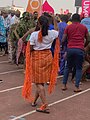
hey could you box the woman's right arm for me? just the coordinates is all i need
[53,16,58,31]
[21,27,36,41]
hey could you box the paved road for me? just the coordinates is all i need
[0,56,90,120]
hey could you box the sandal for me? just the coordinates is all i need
[31,102,37,107]
[36,104,50,114]
[0,80,3,83]
[74,87,82,92]
[62,85,67,91]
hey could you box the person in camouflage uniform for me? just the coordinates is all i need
[8,12,36,63]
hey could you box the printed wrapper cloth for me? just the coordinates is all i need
[22,36,60,102]
[48,38,60,94]
[22,41,33,102]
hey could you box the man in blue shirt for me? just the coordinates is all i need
[81,16,90,32]
[58,15,68,75]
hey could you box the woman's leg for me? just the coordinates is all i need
[36,83,49,113]
[33,84,39,104]
[36,83,47,104]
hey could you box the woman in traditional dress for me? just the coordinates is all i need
[22,15,60,113]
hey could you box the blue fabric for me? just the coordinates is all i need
[58,22,68,75]
[81,18,90,32]
[58,22,67,42]
[0,16,6,43]
[63,48,84,87]
[49,24,54,30]
[58,22,68,51]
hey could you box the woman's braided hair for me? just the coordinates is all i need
[38,15,49,36]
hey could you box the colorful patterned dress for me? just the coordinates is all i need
[0,16,6,43]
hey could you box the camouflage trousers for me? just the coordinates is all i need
[8,38,17,63]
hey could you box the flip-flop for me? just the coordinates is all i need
[74,88,82,92]
[36,108,50,114]
[36,104,50,114]
[31,103,37,107]
[62,86,67,91]
[0,80,3,83]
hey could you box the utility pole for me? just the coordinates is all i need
[76,6,80,13]
[12,0,14,6]
[75,0,82,14]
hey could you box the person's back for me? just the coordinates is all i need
[58,15,68,75]
[81,17,90,32]
[62,14,89,92]
[81,17,90,43]
[22,15,59,113]
[58,22,67,42]
[65,22,88,50]
[30,30,58,50]
[58,15,68,42]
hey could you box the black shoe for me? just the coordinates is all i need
[0,80,3,83]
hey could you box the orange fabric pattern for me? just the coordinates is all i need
[31,50,52,83]
[22,33,60,101]
[22,41,33,102]
[48,38,60,94]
